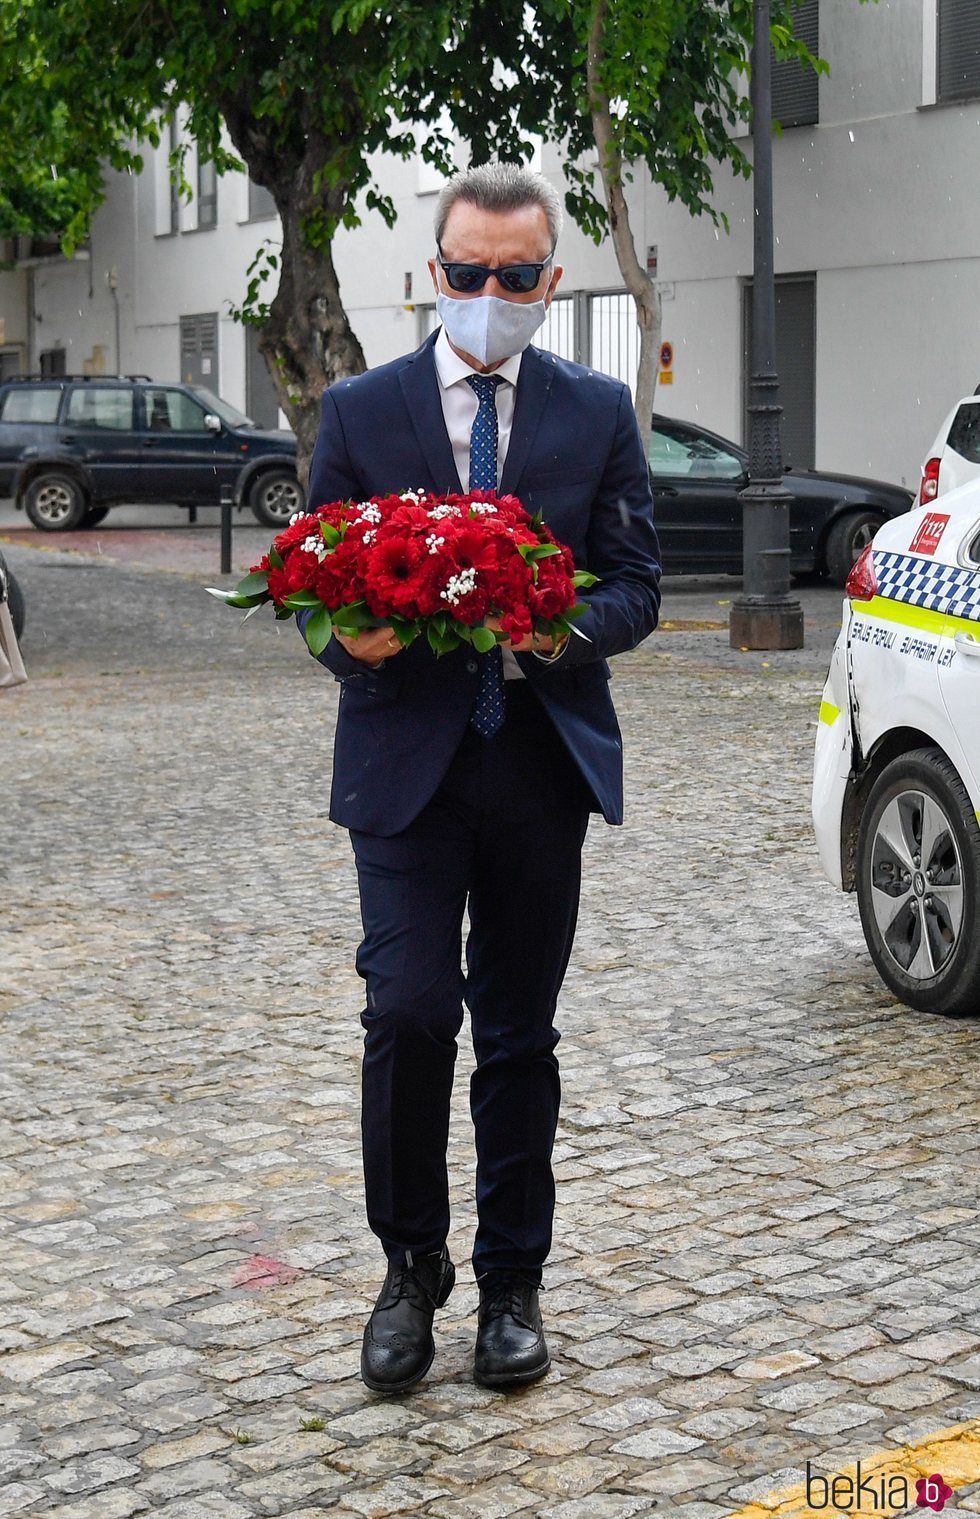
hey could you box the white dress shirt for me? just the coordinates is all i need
[432,328,526,678]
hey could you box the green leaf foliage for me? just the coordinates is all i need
[471,625,498,654]
[303,605,334,657]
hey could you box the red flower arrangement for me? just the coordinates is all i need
[208,489,596,657]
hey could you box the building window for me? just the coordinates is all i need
[198,157,217,229]
[248,180,277,221]
[938,0,980,102]
[771,0,819,129]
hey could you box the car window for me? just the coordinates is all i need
[947,402,980,465]
[0,387,62,424]
[189,387,253,428]
[66,387,133,431]
[649,425,743,480]
[143,387,210,433]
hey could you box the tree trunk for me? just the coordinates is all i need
[586,0,660,461]
[220,102,366,487]
[259,194,366,486]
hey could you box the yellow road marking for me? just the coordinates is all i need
[818,700,841,727]
[722,1418,980,1518]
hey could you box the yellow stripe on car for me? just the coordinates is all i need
[851,595,980,640]
[818,700,841,726]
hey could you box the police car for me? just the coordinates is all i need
[812,483,980,1015]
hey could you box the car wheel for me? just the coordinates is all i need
[825,510,883,586]
[82,506,110,527]
[856,747,980,1014]
[24,472,88,532]
[249,470,305,528]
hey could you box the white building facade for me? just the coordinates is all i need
[1,0,978,489]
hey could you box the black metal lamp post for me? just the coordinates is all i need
[729,0,804,651]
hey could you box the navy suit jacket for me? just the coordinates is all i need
[301,331,661,836]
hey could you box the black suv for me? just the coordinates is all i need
[0,375,303,530]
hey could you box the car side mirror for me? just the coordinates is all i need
[204,413,221,433]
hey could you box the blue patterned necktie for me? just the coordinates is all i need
[466,373,505,739]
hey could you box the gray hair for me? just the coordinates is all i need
[434,162,563,252]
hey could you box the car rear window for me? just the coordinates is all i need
[947,402,980,464]
[0,387,62,424]
[66,387,134,430]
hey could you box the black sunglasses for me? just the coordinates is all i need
[437,249,553,295]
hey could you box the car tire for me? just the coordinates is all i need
[24,471,88,532]
[249,470,305,528]
[82,506,110,527]
[856,747,980,1015]
[825,510,883,586]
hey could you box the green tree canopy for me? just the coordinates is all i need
[0,0,824,459]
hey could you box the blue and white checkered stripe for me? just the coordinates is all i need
[873,550,980,622]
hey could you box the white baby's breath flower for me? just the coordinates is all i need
[428,504,462,521]
[300,534,328,562]
[362,529,377,545]
[354,504,382,525]
[425,534,445,555]
[289,511,305,525]
[441,567,478,606]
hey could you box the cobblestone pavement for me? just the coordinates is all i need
[1,533,979,1519]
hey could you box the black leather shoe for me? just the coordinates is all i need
[360,1247,455,1393]
[473,1273,550,1388]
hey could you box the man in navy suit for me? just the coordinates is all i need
[302,163,660,1393]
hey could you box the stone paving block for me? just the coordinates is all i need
[732,1349,820,1379]
[135,1458,239,1501]
[341,1475,454,1517]
[236,1465,349,1512]
[787,1399,881,1434]
[415,1412,522,1452]
[0,1482,48,1517]
[537,1498,652,1519]
[42,1453,144,1495]
[149,1497,256,1519]
[518,1454,628,1499]
[0,1341,98,1383]
[627,1457,733,1497]
[679,1407,763,1440]
[828,1348,929,1385]
[580,1395,676,1431]
[609,1425,704,1458]
[428,1443,530,1486]
[867,1373,959,1410]
[46,1494,151,1519]
[906,1328,980,1362]
[138,1432,233,1470]
[41,1423,144,1461]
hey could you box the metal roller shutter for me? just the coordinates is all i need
[938,0,980,101]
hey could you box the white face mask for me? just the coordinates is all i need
[436,291,548,367]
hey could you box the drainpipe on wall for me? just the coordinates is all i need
[107,267,121,374]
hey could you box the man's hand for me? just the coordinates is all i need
[334,626,403,667]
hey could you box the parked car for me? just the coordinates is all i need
[649,416,914,585]
[0,548,25,639]
[918,390,980,505]
[812,483,980,1014]
[0,375,303,530]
